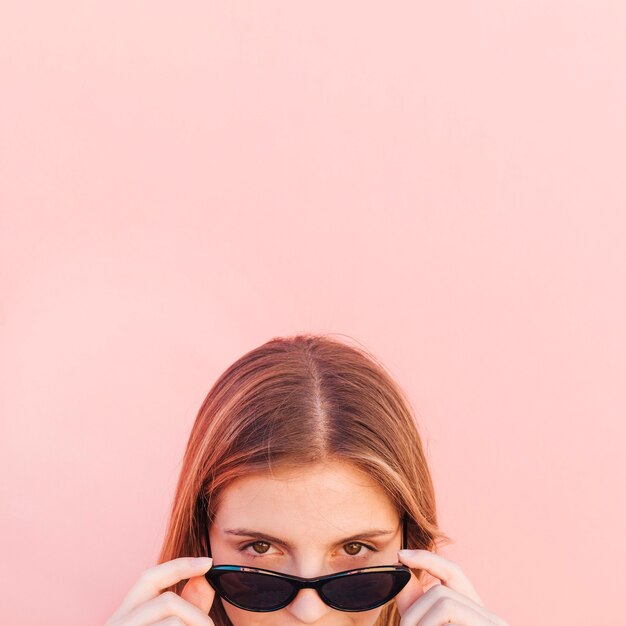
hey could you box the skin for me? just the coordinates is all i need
[207,460,404,626]
[106,460,509,626]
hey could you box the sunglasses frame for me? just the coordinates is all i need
[205,563,411,612]
[204,513,412,613]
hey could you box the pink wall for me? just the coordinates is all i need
[1,2,625,625]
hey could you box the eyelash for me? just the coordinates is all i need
[238,541,379,560]
[238,542,269,559]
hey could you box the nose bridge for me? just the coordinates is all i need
[286,581,330,622]
[287,550,331,581]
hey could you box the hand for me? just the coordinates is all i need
[105,556,216,626]
[395,549,509,626]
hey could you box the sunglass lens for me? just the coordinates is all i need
[321,571,410,611]
[215,571,295,610]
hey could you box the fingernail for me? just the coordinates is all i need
[195,557,213,565]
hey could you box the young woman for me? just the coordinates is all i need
[106,333,508,626]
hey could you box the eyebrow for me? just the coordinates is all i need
[223,528,396,550]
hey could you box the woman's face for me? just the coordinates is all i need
[208,459,403,626]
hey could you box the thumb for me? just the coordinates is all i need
[180,573,216,615]
[394,567,425,616]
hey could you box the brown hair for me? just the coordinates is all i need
[158,332,452,625]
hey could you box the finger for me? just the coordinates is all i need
[112,557,213,618]
[401,584,507,626]
[151,619,187,626]
[413,597,495,626]
[120,590,214,626]
[394,565,425,615]
[398,550,484,606]
[180,573,216,615]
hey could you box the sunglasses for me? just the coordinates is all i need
[204,514,412,613]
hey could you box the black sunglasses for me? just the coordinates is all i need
[204,513,412,613]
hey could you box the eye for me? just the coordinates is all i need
[248,541,270,554]
[239,541,278,558]
[343,541,368,556]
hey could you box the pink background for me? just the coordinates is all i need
[1,2,625,625]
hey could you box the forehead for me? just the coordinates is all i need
[212,460,398,536]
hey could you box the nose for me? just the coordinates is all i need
[285,587,331,623]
